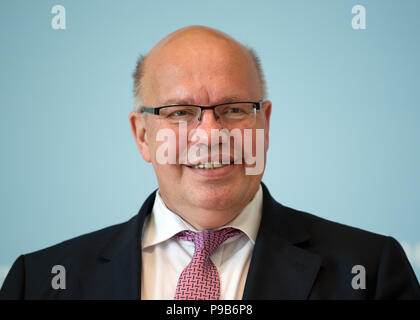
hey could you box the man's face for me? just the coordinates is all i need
[130,28,271,229]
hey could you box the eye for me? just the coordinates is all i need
[228,108,243,114]
[164,107,197,119]
[173,110,188,117]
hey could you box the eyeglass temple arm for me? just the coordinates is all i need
[140,107,160,115]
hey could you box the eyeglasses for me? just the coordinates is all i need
[139,100,263,128]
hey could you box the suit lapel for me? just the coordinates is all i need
[242,183,323,299]
[82,190,156,299]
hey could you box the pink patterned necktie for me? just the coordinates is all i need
[174,227,242,300]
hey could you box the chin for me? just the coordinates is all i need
[188,187,239,210]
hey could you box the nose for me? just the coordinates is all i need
[196,109,222,131]
[189,109,224,156]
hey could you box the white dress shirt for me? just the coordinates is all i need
[141,184,263,300]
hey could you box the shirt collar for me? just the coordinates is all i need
[142,184,263,249]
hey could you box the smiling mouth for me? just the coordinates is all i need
[186,161,234,170]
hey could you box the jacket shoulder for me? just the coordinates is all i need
[0,215,139,299]
[28,215,137,260]
[283,204,387,249]
[278,205,419,299]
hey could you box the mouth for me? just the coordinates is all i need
[187,161,233,170]
[184,161,237,178]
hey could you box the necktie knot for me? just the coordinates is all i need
[175,227,242,257]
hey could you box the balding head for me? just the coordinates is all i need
[133,25,267,111]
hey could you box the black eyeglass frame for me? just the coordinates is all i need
[139,100,264,122]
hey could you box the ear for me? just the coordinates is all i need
[129,111,152,162]
[262,100,272,151]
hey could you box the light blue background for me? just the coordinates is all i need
[1,0,419,286]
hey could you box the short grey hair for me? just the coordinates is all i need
[132,54,147,112]
[132,47,267,112]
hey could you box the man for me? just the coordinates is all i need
[1,26,419,300]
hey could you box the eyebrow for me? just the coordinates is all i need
[160,95,245,106]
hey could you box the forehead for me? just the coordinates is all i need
[144,34,260,105]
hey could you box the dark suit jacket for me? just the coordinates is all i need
[1,182,419,299]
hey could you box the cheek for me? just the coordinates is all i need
[148,125,182,163]
[242,128,265,156]
[149,126,184,180]
[254,118,269,153]
[152,161,183,189]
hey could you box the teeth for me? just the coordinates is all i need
[192,162,228,169]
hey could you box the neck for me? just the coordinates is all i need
[159,186,259,231]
